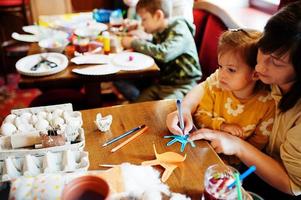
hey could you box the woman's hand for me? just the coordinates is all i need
[166,108,194,136]
[189,128,242,155]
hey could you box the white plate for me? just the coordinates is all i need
[22,25,50,35]
[70,54,111,65]
[16,53,68,76]
[111,52,155,71]
[72,64,120,75]
[11,32,39,42]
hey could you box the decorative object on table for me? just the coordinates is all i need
[111,52,155,71]
[142,144,186,182]
[94,113,113,132]
[164,134,196,152]
[72,36,90,53]
[15,52,68,77]
[62,175,110,200]
[0,103,85,159]
[102,124,145,147]
[111,126,148,153]
[0,149,89,182]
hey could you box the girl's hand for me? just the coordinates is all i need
[189,128,242,155]
[166,108,194,136]
[220,123,244,137]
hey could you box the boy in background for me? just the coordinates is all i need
[117,0,202,102]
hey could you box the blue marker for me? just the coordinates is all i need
[176,99,185,133]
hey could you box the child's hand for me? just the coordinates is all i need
[220,123,244,137]
[128,29,152,40]
[166,108,194,136]
[121,36,136,49]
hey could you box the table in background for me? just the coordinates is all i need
[81,99,224,199]
[18,43,160,107]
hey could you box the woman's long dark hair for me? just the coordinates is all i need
[258,1,301,112]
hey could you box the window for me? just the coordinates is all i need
[250,0,280,14]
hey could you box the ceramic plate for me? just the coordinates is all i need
[16,53,68,76]
[111,52,155,71]
[11,32,39,42]
[70,54,111,65]
[72,64,120,75]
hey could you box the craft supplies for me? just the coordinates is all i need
[102,124,145,147]
[95,113,113,132]
[102,31,111,54]
[141,144,186,182]
[176,99,185,132]
[164,134,196,152]
[111,126,148,152]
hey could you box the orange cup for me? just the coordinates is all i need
[61,175,109,200]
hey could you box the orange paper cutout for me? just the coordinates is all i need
[141,144,186,182]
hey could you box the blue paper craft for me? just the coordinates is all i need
[164,135,196,152]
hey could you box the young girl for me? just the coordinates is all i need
[194,30,275,151]
[166,2,301,198]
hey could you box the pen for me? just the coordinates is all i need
[176,99,185,132]
[111,126,148,153]
[102,124,145,147]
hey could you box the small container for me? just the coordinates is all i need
[102,31,110,55]
[61,175,109,200]
[73,37,90,53]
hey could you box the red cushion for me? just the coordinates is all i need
[0,0,29,6]
[198,14,227,81]
[193,9,208,48]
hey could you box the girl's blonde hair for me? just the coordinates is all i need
[218,29,262,69]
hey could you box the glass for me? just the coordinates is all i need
[110,9,123,28]
[203,164,250,200]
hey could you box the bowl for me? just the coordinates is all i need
[39,38,69,53]
[61,175,109,200]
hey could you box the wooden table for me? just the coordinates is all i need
[81,99,224,199]
[18,44,160,107]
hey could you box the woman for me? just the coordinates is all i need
[166,2,301,198]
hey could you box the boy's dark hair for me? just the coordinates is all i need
[218,29,262,70]
[258,1,301,112]
[136,0,172,18]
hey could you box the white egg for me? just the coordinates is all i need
[3,114,17,124]
[36,111,47,119]
[35,119,49,131]
[63,111,71,121]
[15,117,35,132]
[0,123,17,136]
[46,113,53,122]
[53,109,64,118]
[20,112,32,122]
[51,117,65,127]
[30,115,38,125]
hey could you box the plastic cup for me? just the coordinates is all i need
[61,175,109,200]
[202,164,250,200]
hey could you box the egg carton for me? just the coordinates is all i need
[0,103,85,160]
[0,149,89,182]
[0,128,85,160]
